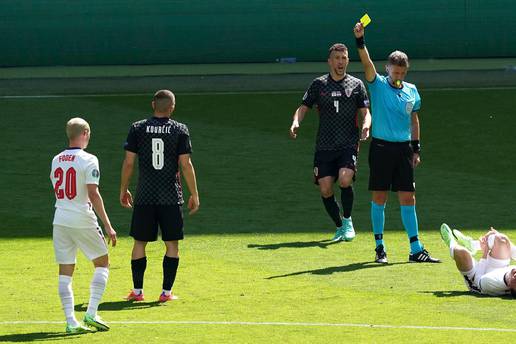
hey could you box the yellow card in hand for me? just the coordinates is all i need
[360,14,371,27]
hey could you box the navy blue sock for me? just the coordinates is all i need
[322,195,342,227]
[131,257,147,289]
[340,186,354,219]
[162,256,179,291]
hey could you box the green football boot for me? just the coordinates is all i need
[84,313,110,331]
[440,223,455,248]
[452,228,478,254]
[65,323,93,334]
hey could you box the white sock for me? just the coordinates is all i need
[449,241,457,258]
[86,267,109,317]
[58,275,79,326]
[133,288,143,295]
[162,289,171,296]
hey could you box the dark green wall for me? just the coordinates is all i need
[1,1,515,67]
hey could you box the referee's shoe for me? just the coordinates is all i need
[409,249,440,263]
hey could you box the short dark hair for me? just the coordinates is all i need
[328,43,348,57]
[387,50,410,68]
[153,89,175,112]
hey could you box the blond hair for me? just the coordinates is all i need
[66,117,90,140]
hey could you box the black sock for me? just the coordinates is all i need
[131,257,147,290]
[322,195,342,227]
[162,255,179,291]
[340,186,354,219]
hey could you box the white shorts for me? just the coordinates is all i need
[461,256,510,293]
[53,225,108,264]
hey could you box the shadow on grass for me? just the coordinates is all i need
[0,331,85,342]
[75,300,161,312]
[267,261,410,279]
[421,290,515,299]
[248,239,340,250]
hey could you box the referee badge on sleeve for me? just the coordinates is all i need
[92,169,100,178]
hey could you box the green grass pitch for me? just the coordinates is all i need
[0,89,515,342]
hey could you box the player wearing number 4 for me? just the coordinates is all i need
[120,90,200,302]
[354,21,439,264]
[50,118,117,334]
[289,43,371,242]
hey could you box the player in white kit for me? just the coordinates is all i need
[50,117,117,334]
[440,224,516,297]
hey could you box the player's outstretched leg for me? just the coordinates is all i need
[440,223,456,249]
[452,229,479,255]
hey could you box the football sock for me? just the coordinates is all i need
[400,205,423,254]
[162,289,171,296]
[131,257,147,290]
[371,202,385,248]
[86,267,109,317]
[58,275,79,326]
[511,244,516,260]
[340,186,354,219]
[162,256,179,291]
[322,195,342,227]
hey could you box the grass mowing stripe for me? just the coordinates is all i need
[2,321,516,332]
[1,86,516,99]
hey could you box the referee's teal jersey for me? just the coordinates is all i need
[367,74,421,142]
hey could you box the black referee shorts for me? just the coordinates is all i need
[368,138,415,192]
[313,147,358,185]
[130,204,184,242]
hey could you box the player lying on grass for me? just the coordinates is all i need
[440,224,516,297]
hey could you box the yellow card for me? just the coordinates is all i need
[360,14,371,27]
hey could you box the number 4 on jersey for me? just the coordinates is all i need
[333,100,339,113]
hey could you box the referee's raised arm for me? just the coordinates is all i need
[354,22,376,83]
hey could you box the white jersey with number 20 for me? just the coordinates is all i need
[50,148,100,228]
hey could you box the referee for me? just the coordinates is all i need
[354,22,439,264]
[120,90,200,302]
[289,43,371,242]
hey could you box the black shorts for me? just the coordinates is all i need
[130,204,184,242]
[368,138,415,192]
[313,147,358,185]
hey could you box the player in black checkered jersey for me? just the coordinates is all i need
[120,90,200,302]
[290,43,371,242]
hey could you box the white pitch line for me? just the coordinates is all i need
[1,86,516,99]
[2,320,516,332]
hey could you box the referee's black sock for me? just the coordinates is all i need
[340,186,354,219]
[131,257,147,290]
[322,195,342,227]
[162,255,179,291]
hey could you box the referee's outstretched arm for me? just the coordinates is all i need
[354,22,376,83]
